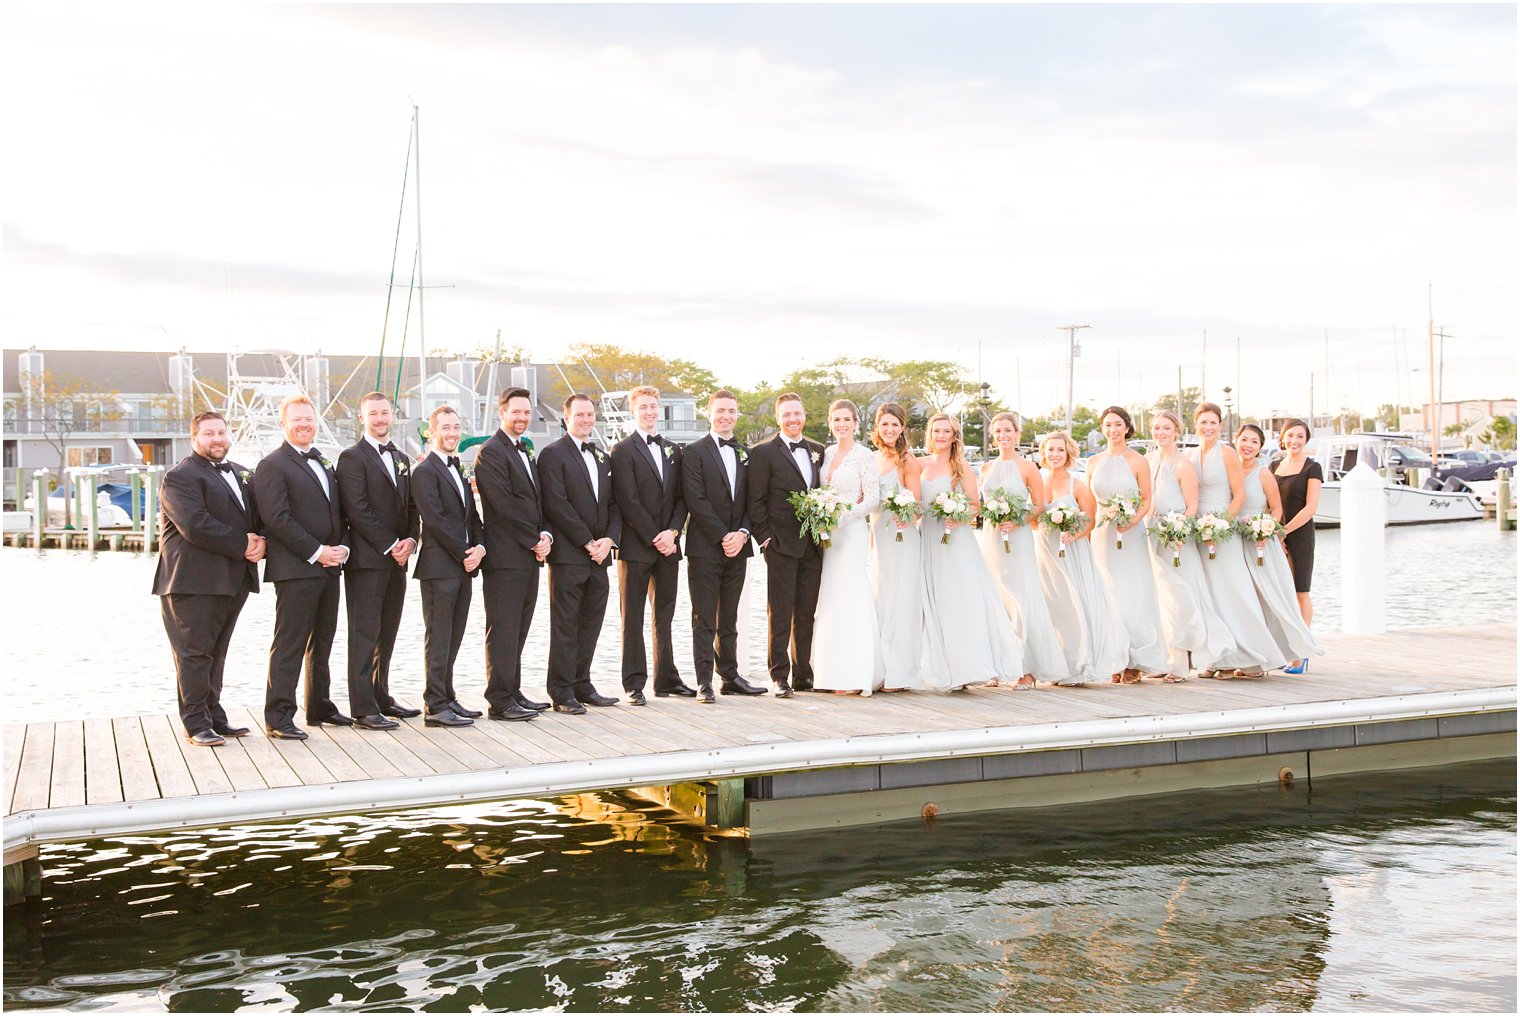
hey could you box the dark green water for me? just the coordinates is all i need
[4,759,1514,1012]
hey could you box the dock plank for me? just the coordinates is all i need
[140,713,200,799]
[301,727,374,784]
[112,716,162,803]
[222,706,304,789]
[319,725,407,780]
[48,721,86,810]
[4,724,26,816]
[213,735,271,793]
[149,714,234,796]
[385,721,472,775]
[83,718,123,805]
[11,724,56,814]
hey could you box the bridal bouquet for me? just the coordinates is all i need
[881,488,920,543]
[1193,513,1235,560]
[927,489,973,544]
[1038,503,1090,558]
[1096,492,1144,550]
[789,487,846,548]
[979,486,1035,554]
[1236,512,1284,566]
[1149,511,1195,568]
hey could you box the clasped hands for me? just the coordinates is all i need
[651,529,679,557]
[244,534,266,562]
[584,537,614,564]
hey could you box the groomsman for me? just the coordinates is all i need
[610,385,694,705]
[474,386,551,721]
[411,405,492,727]
[335,392,420,731]
[538,394,623,713]
[153,411,264,746]
[682,389,765,704]
[254,394,349,739]
[746,392,824,698]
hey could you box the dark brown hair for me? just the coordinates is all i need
[499,386,532,409]
[1100,405,1135,440]
[1235,423,1266,448]
[190,410,226,436]
[709,389,737,406]
[1279,418,1310,448]
[563,393,594,415]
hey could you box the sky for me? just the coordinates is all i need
[3,2,1515,421]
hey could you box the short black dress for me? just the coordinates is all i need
[1273,459,1323,593]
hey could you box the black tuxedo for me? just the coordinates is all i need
[153,452,261,735]
[611,430,688,694]
[253,441,345,729]
[336,437,420,716]
[538,434,622,705]
[475,429,546,710]
[411,450,484,712]
[680,433,753,688]
[746,433,825,689]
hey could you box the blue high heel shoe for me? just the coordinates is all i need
[1281,659,1310,675]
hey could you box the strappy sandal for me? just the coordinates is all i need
[1012,676,1037,691]
[1162,674,1187,684]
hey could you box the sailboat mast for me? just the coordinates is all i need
[1428,284,1438,461]
[414,105,426,425]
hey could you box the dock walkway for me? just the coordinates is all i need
[5,625,1515,896]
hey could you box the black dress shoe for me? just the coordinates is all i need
[655,684,698,698]
[212,723,250,737]
[187,729,225,747]
[448,701,484,719]
[774,683,794,699]
[552,700,587,715]
[354,714,400,731]
[581,691,619,707]
[697,685,716,704]
[627,690,647,706]
[794,681,815,693]
[513,693,551,712]
[267,724,309,741]
[424,708,473,727]
[488,702,538,722]
[310,712,353,727]
[721,677,767,696]
[382,704,422,719]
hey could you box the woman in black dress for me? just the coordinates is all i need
[1271,419,1322,673]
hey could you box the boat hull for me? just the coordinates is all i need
[1314,482,1486,527]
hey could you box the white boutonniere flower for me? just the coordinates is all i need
[737,447,748,463]
[811,450,822,464]
[320,456,334,471]
[238,469,253,484]
[594,448,607,463]
[395,459,409,475]
[663,445,675,460]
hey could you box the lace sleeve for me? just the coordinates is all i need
[840,446,880,526]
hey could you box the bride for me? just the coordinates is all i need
[811,398,882,694]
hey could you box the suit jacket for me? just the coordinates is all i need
[611,431,687,564]
[539,434,622,567]
[336,438,419,571]
[152,452,261,596]
[681,434,753,560]
[746,433,824,558]
[411,451,484,581]
[475,429,548,571]
[253,441,345,583]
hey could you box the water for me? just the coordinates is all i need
[3,520,1515,1011]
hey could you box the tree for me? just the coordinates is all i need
[551,343,719,403]
[1151,386,1204,422]
[1486,416,1516,451]
[5,371,125,481]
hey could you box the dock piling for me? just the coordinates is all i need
[1340,462,1386,635]
[1498,468,1514,533]
[30,471,47,550]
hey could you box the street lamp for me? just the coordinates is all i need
[1058,324,1091,433]
[978,382,992,455]
[1222,386,1234,441]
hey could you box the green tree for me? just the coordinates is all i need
[552,343,719,403]
[1486,416,1516,451]
[1151,386,1204,422]
[5,371,125,479]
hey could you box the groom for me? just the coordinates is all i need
[746,392,825,698]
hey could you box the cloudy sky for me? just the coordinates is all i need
[4,3,1514,419]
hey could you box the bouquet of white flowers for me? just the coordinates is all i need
[927,489,973,545]
[1236,512,1285,566]
[1038,503,1090,558]
[1149,511,1195,568]
[1193,513,1235,560]
[880,488,920,543]
[978,486,1036,554]
[788,487,846,548]
[1096,491,1144,549]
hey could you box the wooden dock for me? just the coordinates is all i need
[5,624,1515,902]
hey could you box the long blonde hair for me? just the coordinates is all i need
[926,412,971,492]
[873,402,911,483]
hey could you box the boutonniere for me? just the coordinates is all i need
[736,447,749,463]
[395,459,409,475]
[593,448,607,463]
[320,456,334,471]
[238,469,253,484]
[810,451,822,465]
[662,445,675,460]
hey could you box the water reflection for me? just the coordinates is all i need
[5,760,1513,1012]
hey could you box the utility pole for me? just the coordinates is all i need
[1427,285,1438,461]
[1435,326,1453,452]
[1059,323,1091,433]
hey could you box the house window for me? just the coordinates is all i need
[67,446,113,467]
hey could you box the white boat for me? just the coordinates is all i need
[1308,433,1484,526]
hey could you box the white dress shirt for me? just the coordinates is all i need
[503,427,535,485]
[289,441,331,500]
[637,427,662,480]
[215,463,245,508]
[432,448,468,507]
[365,433,397,486]
[712,431,738,497]
[787,437,812,485]
[576,439,600,500]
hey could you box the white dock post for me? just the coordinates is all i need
[85,474,100,552]
[144,468,160,553]
[31,470,48,548]
[1340,462,1386,634]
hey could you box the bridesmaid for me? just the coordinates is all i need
[1186,403,1285,676]
[1087,406,1168,682]
[977,412,1071,688]
[917,412,1021,690]
[1235,424,1320,670]
[869,402,924,692]
[1032,430,1129,684]
[1272,419,1322,673]
[1144,411,1236,681]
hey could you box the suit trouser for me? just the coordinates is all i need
[763,546,822,687]
[265,573,341,729]
[687,554,746,688]
[546,562,609,705]
[344,564,408,716]
[162,586,250,735]
[482,567,539,710]
[618,555,682,693]
[420,576,472,713]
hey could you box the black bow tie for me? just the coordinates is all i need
[212,461,234,473]
[645,433,661,446]
[447,455,461,470]
[787,441,806,454]
[301,448,323,462]
[378,442,398,456]
[718,437,739,449]
[580,442,596,456]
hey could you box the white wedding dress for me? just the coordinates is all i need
[812,443,882,693]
